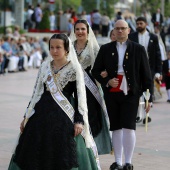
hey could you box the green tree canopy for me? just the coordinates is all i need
[55,0,81,12]
[39,10,50,30]
[82,0,118,18]
[139,0,170,17]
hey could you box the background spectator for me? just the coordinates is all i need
[35,4,43,29]
[152,8,164,27]
[92,9,101,36]
[24,5,34,30]
[101,13,110,37]
[49,11,56,31]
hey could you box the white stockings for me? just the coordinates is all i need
[112,128,136,165]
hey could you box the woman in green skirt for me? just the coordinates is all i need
[70,19,112,155]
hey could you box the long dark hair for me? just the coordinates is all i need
[74,19,89,33]
[49,34,69,53]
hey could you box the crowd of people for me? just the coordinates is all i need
[0,27,49,75]
[23,4,112,37]
[1,4,170,170]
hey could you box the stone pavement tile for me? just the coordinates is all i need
[0,151,12,170]
[132,153,170,170]
[100,153,170,170]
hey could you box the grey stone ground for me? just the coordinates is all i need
[0,68,170,170]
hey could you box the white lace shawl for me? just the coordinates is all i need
[24,61,76,120]
[76,42,99,70]
[69,21,100,68]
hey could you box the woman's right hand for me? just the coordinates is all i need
[20,119,25,133]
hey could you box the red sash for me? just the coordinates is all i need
[110,75,123,92]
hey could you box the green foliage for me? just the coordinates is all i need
[138,0,159,13]
[0,0,12,11]
[0,25,26,35]
[100,0,116,18]
[138,0,170,17]
[82,0,118,18]
[82,0,97,13]
[55,0,81,12]
[164,0,170,17]
[39,10,50,30]
[0,26,5,34]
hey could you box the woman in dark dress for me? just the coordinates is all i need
[8,34,100,170]
[70,20,112,154]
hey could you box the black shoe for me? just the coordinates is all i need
[167,99,170,103]
[110,162,123,170]
[136,116,142,123]
[123,163,133,170]
[143,116,151,124]
[21,68,26,71]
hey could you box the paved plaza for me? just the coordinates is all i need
[0,69,170,170]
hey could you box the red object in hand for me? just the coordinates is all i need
[110,75,123,92]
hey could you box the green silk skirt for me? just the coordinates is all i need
[93,108,112,155]
[70,97,112,155]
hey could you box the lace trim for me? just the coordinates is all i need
[77,43,99,70]
[25,61,76,117]
[74,40,88,57]
[46,62,76,91]
[25,64,44,117]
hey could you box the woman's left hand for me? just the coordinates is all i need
[74,123,83,136]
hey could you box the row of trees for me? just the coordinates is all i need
[47,0,118,18]
[0,0,170,18]
[59,0,166,18]
[82,0,118,17]
[138,0,170,17]
[37,0,170,32]
[24,0,170,25]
